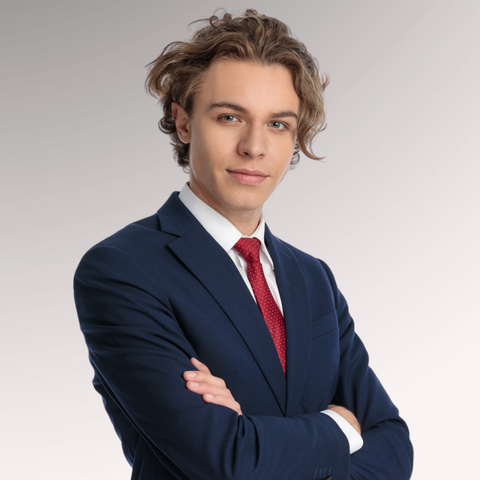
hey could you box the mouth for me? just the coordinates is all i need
[227,169,268,185]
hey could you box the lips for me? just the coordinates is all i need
[228,169,267,176]
[227,169,268,185]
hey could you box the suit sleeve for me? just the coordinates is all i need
[319,260,414,479]
[74,245,352,480]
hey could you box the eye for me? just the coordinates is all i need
[269,121,287,130]
[221,115,239,122]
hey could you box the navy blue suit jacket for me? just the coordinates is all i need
[74,192,413,480]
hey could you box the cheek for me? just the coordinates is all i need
[190,127,225,168]
[275,148,294,181]
[277,164,291,184]
[189,134,210,172]
[189,147,222,190]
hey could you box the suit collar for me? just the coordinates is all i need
[155,192,198,237]
[178,183,242,251]
[177,184,275,270]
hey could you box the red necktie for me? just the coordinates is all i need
[234,238,286,374]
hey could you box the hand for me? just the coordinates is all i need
[327,404,361,435]
[183,358,243,415]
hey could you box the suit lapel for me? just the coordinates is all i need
[157,194,287,413]
[265,227,312,417]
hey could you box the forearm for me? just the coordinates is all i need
[93,361,351,480]
[349,421,413,480]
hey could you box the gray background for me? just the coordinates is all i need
[1,0,479,478]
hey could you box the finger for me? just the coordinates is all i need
[190,357,211,374]
[183,370,226,387]
[185,381,233,397]
[202,393,242,415]
[183,371,227,388]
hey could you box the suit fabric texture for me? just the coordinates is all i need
[74,192,414,480]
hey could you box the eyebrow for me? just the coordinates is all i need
[208,102,298,120]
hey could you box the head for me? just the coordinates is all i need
[146,9,329,169]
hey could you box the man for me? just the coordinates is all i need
[74,10,413,480]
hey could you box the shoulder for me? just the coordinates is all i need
[266,229,345,311]
[268,231,337,288]
[85,213,166,256]
[75,210,177,283]
[81,191,194,260]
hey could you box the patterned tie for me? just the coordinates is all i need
[234,237,286,374]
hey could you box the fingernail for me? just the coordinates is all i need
[205,394,214,399]
[186,372,196,378]
[190,382,199,387]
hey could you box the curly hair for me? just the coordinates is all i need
[145,9,329,168]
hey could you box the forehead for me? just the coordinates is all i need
[193,59,300,115]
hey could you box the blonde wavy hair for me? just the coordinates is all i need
[146,9,329,168]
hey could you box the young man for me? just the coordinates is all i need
[74,10,413,480]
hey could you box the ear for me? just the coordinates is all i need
[171,102,191,144]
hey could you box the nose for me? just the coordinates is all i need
[237,123,267,159]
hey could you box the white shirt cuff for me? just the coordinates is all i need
[321,409,364,454]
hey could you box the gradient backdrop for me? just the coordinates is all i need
[1,0,479,478]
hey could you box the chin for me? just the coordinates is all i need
[227,195,264,211]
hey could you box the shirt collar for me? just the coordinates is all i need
[178,183,274,265]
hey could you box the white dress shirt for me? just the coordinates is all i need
[178,183,363,454]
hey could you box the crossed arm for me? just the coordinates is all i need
[75,244,413,479]
[184,357,362,436]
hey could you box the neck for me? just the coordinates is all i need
[226,209,262,236]
[187,182,263,236]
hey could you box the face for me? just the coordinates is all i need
[172,59,300,232]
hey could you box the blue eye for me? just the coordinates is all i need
[269,121,287,130]
[222,115,238,122]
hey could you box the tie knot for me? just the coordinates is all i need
[234,237,261,263]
